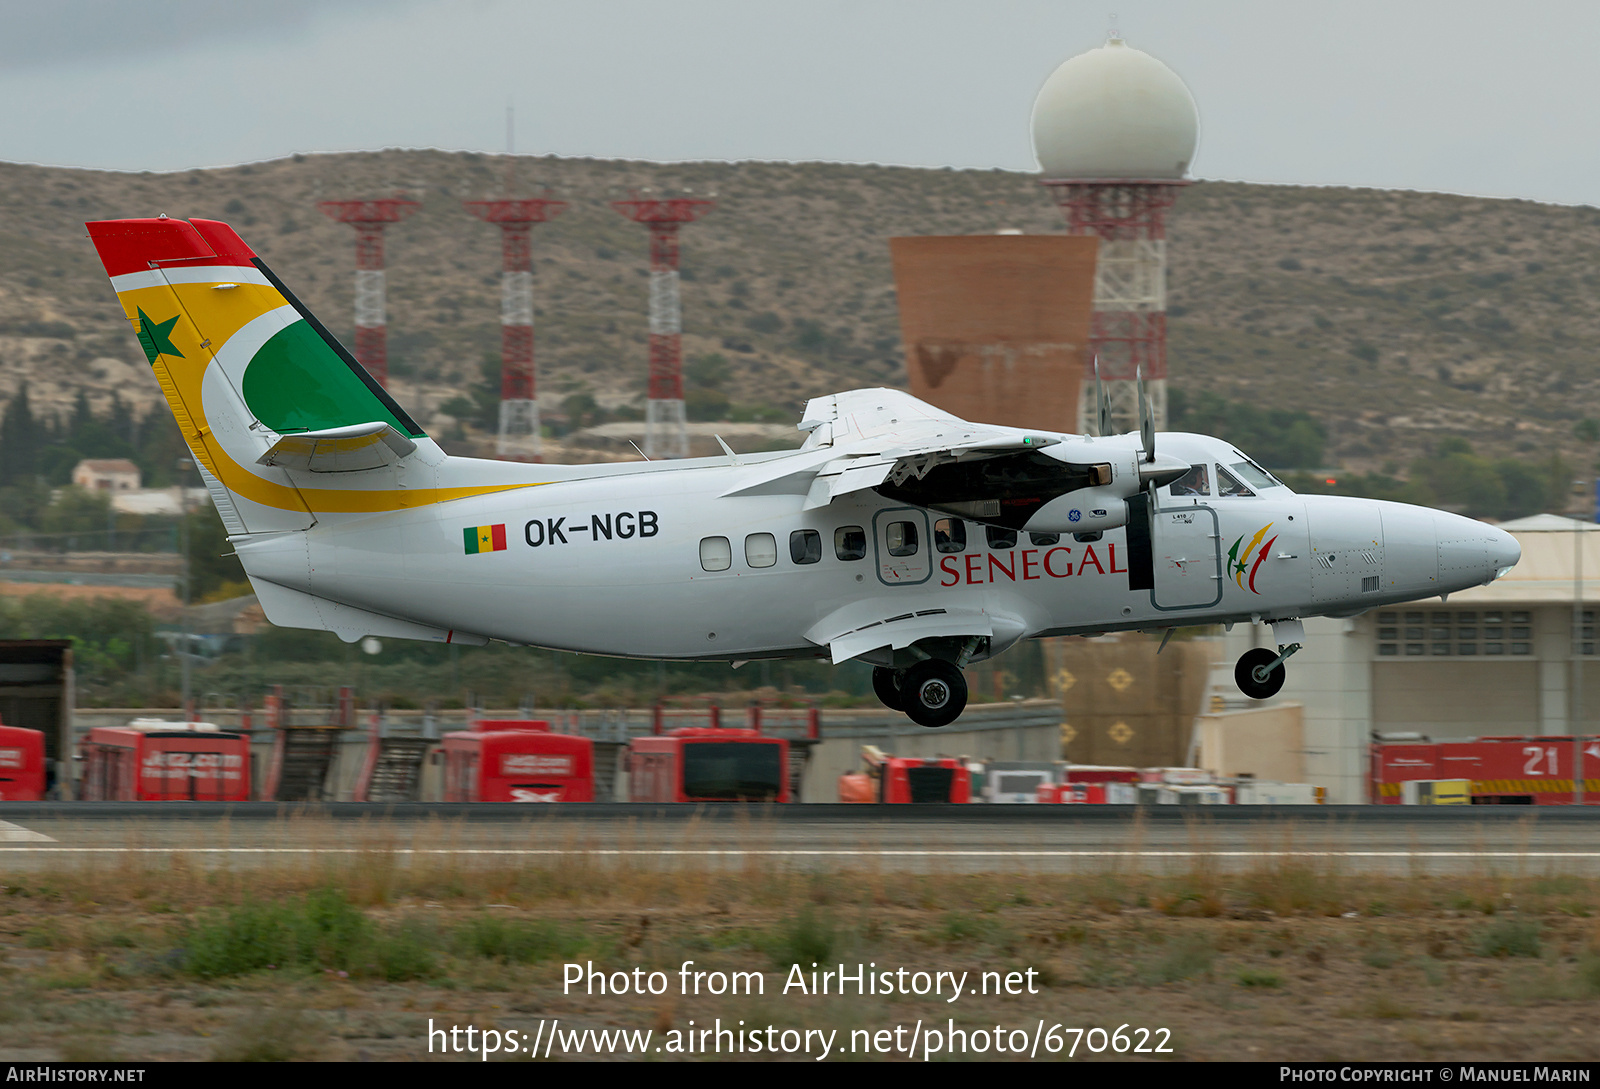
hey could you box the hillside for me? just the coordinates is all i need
[1,150,1597,478]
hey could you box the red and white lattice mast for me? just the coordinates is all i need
[610,194,714,459]
[317,198,420,388]
[1031,34,1198,434]
[465,196,567,460]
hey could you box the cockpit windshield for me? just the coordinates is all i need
[1216,466,1254,497]
[1229,452,1285,491]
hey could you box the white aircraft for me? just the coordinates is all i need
[87,216,1522,727]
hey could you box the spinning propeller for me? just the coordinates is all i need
[1092,356,1188,534]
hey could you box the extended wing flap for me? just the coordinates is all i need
[256,421,418,473]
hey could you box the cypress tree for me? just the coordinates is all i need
[0,382,38,486]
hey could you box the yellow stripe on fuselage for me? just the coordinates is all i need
[112,275,545,516]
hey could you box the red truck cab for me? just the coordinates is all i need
[440,720,595,802]
[0,723,45,801]
[78,721,251,801]
[628,727,789,803]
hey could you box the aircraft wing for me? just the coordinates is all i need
[720,388,1064,509]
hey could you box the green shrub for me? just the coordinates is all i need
[182,888,434,981]
[765,907,834,968]
[1143,938,1213,984]
[1475,918,1541,958]
[1236,969,1282,988]
[452,914,589,964]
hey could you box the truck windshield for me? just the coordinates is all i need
[681,742,783,800]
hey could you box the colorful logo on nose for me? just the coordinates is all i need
[1227,523,1277,594]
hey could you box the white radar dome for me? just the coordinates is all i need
[1031,37,1199,180]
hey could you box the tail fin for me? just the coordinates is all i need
[85,216,431,533]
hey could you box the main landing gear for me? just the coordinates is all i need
[873,661,968,728]
[1234,618,1305,701]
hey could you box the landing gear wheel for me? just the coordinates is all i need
[1235,648,1287,700]
[871,667,905,712]
[900,659,968,728]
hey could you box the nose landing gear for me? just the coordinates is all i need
[1235,647,1289,699]
[1234,618,1305,700]
[873,661,968,727]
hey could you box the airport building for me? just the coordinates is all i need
[1208,515,1599,802]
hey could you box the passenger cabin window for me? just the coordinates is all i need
[986,526,1018,550]
[745,533,777,568]
[1216,467,1255,497]
[886,521,919,557]
[699,536,732,572]
[1029,532,1060,546]
[790,529,822,565]
[835,526,866,561]
[934,518,966,553]
[1170,464,1211,496]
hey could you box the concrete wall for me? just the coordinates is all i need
[1196,702,1304,783]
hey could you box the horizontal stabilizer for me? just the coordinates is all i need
[250,578,488,645]
[256,421,417,473]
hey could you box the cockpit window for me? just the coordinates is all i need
[1169,464,1210,496]
[1216,467,1255,497]
[1230,454,1284,490]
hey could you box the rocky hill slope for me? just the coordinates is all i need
[2,149,1596,475]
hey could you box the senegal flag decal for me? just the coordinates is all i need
[464,524,508,555]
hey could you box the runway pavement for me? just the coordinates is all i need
[0,803,1589,873]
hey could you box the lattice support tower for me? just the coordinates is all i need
[317,198,420,389]
[1042,180,1187,435]
[465,197,567,461]
[610,196,715,459]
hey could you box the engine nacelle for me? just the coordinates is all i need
[1022,487,1129,534]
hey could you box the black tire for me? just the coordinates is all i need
[901,659,968,728]
[871,667,904,712]
[1235,647,1287,700]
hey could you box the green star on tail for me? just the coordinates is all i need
[134,308,184,365]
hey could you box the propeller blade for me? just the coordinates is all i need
[1137,364,1155,463]
[1094,355,1113,437]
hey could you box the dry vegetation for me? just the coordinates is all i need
[3,150,1599,472]
[0,817,1595,1061]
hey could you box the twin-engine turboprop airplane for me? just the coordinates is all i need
[87,216,1522,727]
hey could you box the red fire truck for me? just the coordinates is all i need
[78,720,251,801]
[0,722,45,801]
[840,746,971,803]
[1371,735,1600,805]
[440,720,595,802]
[628,727,790,803]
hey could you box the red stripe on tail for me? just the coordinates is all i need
[85,217,258,279]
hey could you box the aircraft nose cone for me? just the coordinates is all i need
[1434,512,1518,587]
[1489,525,1521,575]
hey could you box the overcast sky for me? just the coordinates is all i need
[3,0,1597,206]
